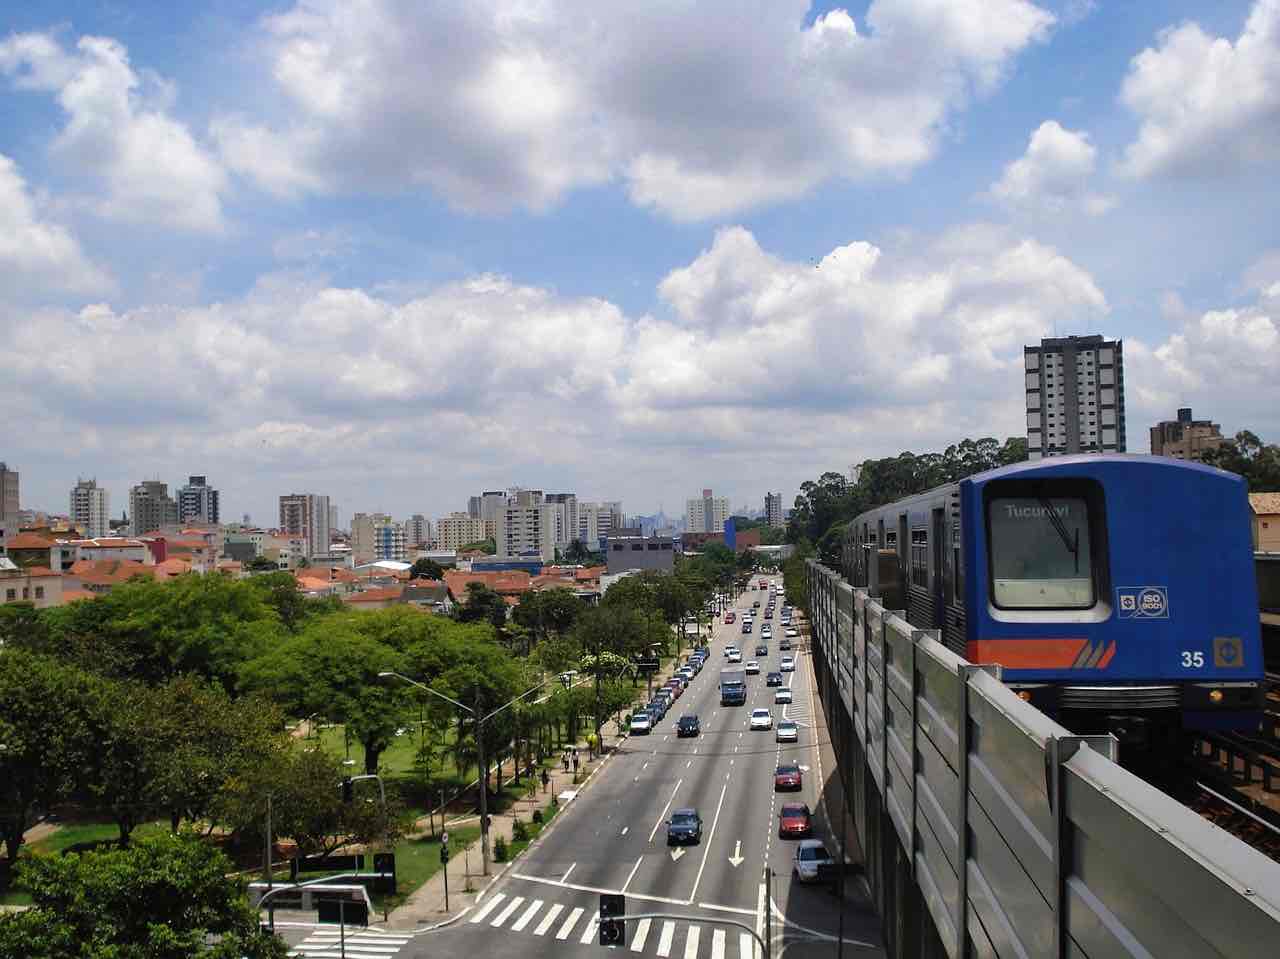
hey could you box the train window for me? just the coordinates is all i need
[910,528,928,587]
[952,521,963,599]
[884,530,897,548]
[988,496,1094,609]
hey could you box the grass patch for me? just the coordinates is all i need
[28,820,167,857]
[502,802,560,862]
[375,825,482,912]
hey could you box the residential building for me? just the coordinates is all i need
[405,514,431,547]
[177,475,220,525]
[69,479,110,538]
[686,488,730,534]
[0,462,19,534]
[436,512,488,551]
[546,493,578,545]
[1251,494,1280,553]
[0,558,63,608]
[1150,408,1224,461]
[1024,335,1126,459]
[75,537,151,565]
[329,504,340,533]
[497,503,556,561]
[606,533,676,574]
[129,480,179,535]
[476,491,508,524]
[764,491,784,528]
[278,493,331,559]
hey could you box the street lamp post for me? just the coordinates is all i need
[380,671,566,876]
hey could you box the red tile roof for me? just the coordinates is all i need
[70,559,152,586]
[23,566,61,578]
[5,532,55,549]
[344,587,404,604]
[62,588,97,603]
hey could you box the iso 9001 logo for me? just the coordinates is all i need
[1117,586,1169,619]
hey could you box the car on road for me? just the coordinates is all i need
[766,671,783,687]
[755,644,768,656]
[776,721,799,743]
[749,708,773,731]
[780,656,795,672]
[753,600,761,608]
[745,660,760,674]
[728,649,742,663]
[785,627,799,638]
[648,701,667,721]
[793,840,835,883]
[775,688,793,705]
[630,713,652,735]
[741,622,753,634]
[678,668,695,682]
[667,808,703,845]
[724,611,736,624]
[664,682,683,700]
[779,803,812,838]
[774,763,802,791]
[676,715,701,738]
[761,626,772,639]
[724,645,738,657]
[764,609,773,619]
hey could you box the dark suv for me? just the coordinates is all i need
[676,715,701,738]
[667,808,703,845]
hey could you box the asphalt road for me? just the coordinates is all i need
[285,575,884,959]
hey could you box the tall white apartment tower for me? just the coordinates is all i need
[498,503,556,561]
[686,488,730,534]
[70,478,110,538]
[764,492,784,528]
[1024,335,1126,459]
[178,475,220,525]
[278,493,331,559]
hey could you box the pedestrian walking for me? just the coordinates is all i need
[562,750,570,773]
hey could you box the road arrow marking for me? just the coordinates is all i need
[728,841,744,868]
[671,847,686,862]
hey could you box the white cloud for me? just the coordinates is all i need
[214,0,1054,219]
[988,120,1114,215]
[0,32,228,232]
[0,153,112,296]
[1119,0,1280,178]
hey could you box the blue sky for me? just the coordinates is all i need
[2,0,1278,526]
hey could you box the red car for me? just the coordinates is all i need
[778,803,812,838]
[774,764,802,791]
[725,612,736,624]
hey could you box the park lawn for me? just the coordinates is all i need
[1,820,168,906]
[375,824,481,912]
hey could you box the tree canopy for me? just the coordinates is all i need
[1200,429,1280,490]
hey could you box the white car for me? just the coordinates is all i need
[775,688,793,705]
[728,650,742,664]
[776,720,799,743]
[793,840,835,883]
[724,645,738,657]
[785,627,798,638]
[780,657,795,672]
[749,708,773,731]
[630,714,652,735]
[745,660,760,674]
[761,626,772,638]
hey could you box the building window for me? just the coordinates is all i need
[34,586,44,599]
[22,588,29,600]
[4,589,13,601]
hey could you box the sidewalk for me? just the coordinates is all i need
[381,651,696,930]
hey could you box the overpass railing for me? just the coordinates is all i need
[806,559,1280,959]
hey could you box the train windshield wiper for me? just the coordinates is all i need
[1038,495,1080,575]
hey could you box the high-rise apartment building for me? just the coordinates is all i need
[437,512,488,551]
[405,514,431,547]
[177,475,220,525]
[1150,408,1224,461]
[329,504,340,533]
[546,493,578,546]
[278,493,331,559]
[497,503,556,561]
[687,488,730,534]
[578,501,624,547]
[352,513,407,563]
[764,492,784,528]
[70,478,110,538]
[0,462,19,532]
[1024,335,1126,459]
[129,480,179,534]
[477,491,508,525]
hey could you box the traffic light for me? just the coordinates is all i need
[599,893,625,946]
[439,843,449,864]
[341,777,354,803]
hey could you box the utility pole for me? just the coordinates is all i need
[264,794,273,889]
[475,688,490,876]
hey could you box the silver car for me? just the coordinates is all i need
[793,839,835,883]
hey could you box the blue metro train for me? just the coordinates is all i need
[840,454,1263,744]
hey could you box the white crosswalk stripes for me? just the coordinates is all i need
[579,915,600,944]
[289,928,410,959]
[739,931,753,959]
[490,896,524,927]
[711,928,726,959]
[657,920,676,957]
[631,917,652,952]
[684,924,701,959]
[556,906,585,940]
[468,892,505,924]
[533,902,563,936]
[512,898,543,932]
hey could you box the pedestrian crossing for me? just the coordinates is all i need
[289,927,411,958]
[468,891,763,959]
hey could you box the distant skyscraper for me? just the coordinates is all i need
[278,493,331,559]
[497,503,556,561]
[1024,335,1126,459]
[329,504,340,533]
[405,514,431,547]
[764,492,784,528]
[0,462,18,531]
[70,478,110,538]
[177,475,220,525]
[546,493,578,545]
[686,488,729,534]
[1150,408,1224,462]
[129,480,179,534]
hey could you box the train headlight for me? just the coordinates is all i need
[1017,691,1033,702]
[1208,689,1224,704]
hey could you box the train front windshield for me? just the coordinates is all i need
[989,496,1094,609]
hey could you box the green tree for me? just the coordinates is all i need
[513,587,584,643]
[409,557,447,580]
[1201,430,1280,490]
[458,537,497,554]
[455,582,509,630]
[0,832,289,959]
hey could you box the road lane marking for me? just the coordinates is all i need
[755,881,767,959]
[740,932,755,959]
[657,921,676,957]
[631,918,651,952]
[711,928,726,959]
[510,872,688,907]
[643,762,649,770]
[556,906,584,940]
[648,778,684,843]
[688,781,729,904]
[686,760,692,768]
[560,863,576,883]
[622,855,643,892]
[512,899,542,932]
[469,893,505,923]
[490,895,524,927]
[621,826,629,836]
[684,925,701,959]
[533,903,563,936]
[580,915,600,944]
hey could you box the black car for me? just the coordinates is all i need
[766,671,783,687]
[756,644,768,656]
[676,715,701,738]
[667,808,703,845]
[741,622,753,634]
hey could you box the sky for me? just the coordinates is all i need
[2,0,1278,525]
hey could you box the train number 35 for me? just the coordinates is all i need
[1180,651,1205,668]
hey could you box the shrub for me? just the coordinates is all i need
[493,835,508,862]
[512,819,530,842]
[532,809,544,825]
